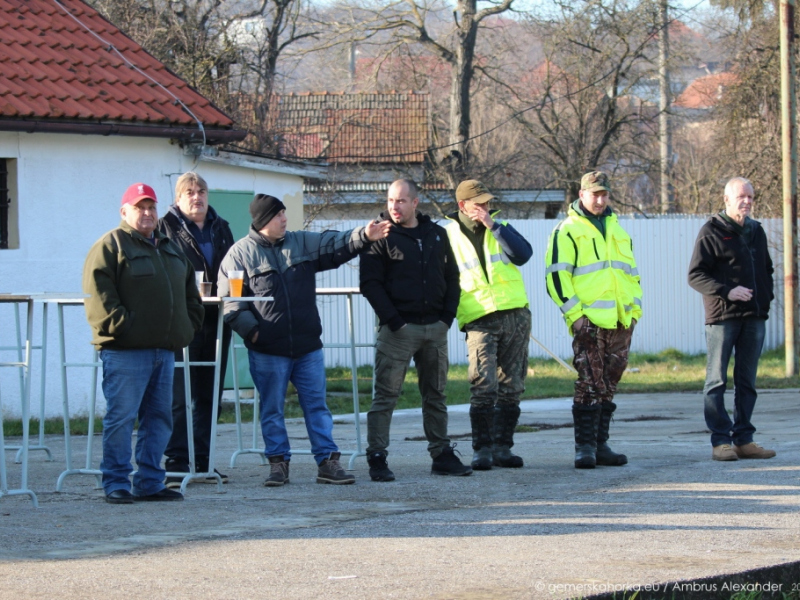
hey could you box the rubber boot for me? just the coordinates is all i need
[572,404,600,469]
[492,404,524,468]
[469,405,494,470]
[596,401,628,466]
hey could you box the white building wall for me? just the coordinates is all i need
[0,132,304,418]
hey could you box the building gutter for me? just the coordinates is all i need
[0,118,247,144]
[198,148,327,178]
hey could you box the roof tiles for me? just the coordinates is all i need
[0,0,235,130]
[265,92,430,164]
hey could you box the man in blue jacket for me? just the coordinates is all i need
[219,194,390,486]
[688,177,776,462]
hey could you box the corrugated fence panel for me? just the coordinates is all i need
[313,217,786,367]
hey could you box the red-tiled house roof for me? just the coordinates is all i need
[674,72,738,110]
[266,92,430,164]
[0,0,245,144]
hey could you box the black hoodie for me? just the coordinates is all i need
[688,214,773,324]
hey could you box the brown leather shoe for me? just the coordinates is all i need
[733,442,776,459]
[712,444,738,461]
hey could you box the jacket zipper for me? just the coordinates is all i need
[152,240,175,347]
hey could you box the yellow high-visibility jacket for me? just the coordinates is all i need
[445,220,529,329]
[545,206,642,333]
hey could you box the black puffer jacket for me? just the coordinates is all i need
[688,214,774,324]
[360,212,460,331]
[157,205,235,296]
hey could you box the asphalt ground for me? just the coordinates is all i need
[1,389,799,599]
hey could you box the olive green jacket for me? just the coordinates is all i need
[82,220,204,350]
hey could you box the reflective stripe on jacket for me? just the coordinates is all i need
[545,207,642,333]
[445,220,529,329]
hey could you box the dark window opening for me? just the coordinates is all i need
[544,202,561,219]
[0,160,9,249]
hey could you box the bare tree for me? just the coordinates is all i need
[505,0,665,207]
[330,0,516,187]
[90,0,325,152]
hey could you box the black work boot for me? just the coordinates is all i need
[367,451,395,482]
[264,455,290,487]
[492,404,524,468]
[596,401,628,466]
[431,445,473,476]
[572,404,600,469]
[469,405,494,470]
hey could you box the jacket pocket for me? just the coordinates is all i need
[127,255,156,278]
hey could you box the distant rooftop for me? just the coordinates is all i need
[267,92,430,164]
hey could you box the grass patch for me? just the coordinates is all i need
[4,346,798,434]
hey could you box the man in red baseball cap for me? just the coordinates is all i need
[82,182,204,503]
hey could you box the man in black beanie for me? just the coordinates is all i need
[219,194,391,486]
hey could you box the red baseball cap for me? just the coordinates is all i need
[121,183,158,207]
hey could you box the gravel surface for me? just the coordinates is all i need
[1,390,799,599]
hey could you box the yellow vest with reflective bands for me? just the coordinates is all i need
[544,207,643,333]
[445,220,529,329]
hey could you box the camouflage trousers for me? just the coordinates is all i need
[572,320,635,406]
[465,308,532,408]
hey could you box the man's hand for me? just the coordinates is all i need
[251,331,259,343]
[573,316,587,332]
[365,219,392,241]
[466,203,494,228]
[728,286,753,302]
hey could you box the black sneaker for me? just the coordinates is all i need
[165,460,190,489]
[201,469,229,484]
[431,444,473,476]
[195,459,229,484]
[133,488,184,502]
[317,452,355,484]
[367,451,395,482]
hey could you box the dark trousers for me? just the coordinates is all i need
[165,310,231,469]
[572,320,634,406]
[703,318,765,447]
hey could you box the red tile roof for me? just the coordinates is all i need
[0,0,244,143]
[266,92,430,164]
[674,72,738,110]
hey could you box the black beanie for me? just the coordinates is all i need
[250,194,286,230]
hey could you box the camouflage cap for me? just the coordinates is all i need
[580,171,611,193]
[455,179,495,204]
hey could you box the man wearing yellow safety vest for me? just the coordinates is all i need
[445,180,533,471]
[545,171,643,469]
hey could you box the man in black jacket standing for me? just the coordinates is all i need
[360,179,471,481]
[688,177,776,461]
[158,172,235,485]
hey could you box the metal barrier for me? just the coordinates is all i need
[229,288,373,470]
[0,294,38,506]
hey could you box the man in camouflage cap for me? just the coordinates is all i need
[545,171,643,469]
[445,179,533,471]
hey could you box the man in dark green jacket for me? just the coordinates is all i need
[83,182,204,504]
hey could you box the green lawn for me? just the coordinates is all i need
[5,347,798,435]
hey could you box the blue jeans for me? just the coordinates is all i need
[248,348,338,465]
[100,348,174,495]
[703,318,766,447]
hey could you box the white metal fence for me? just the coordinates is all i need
[313,217,786,367]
